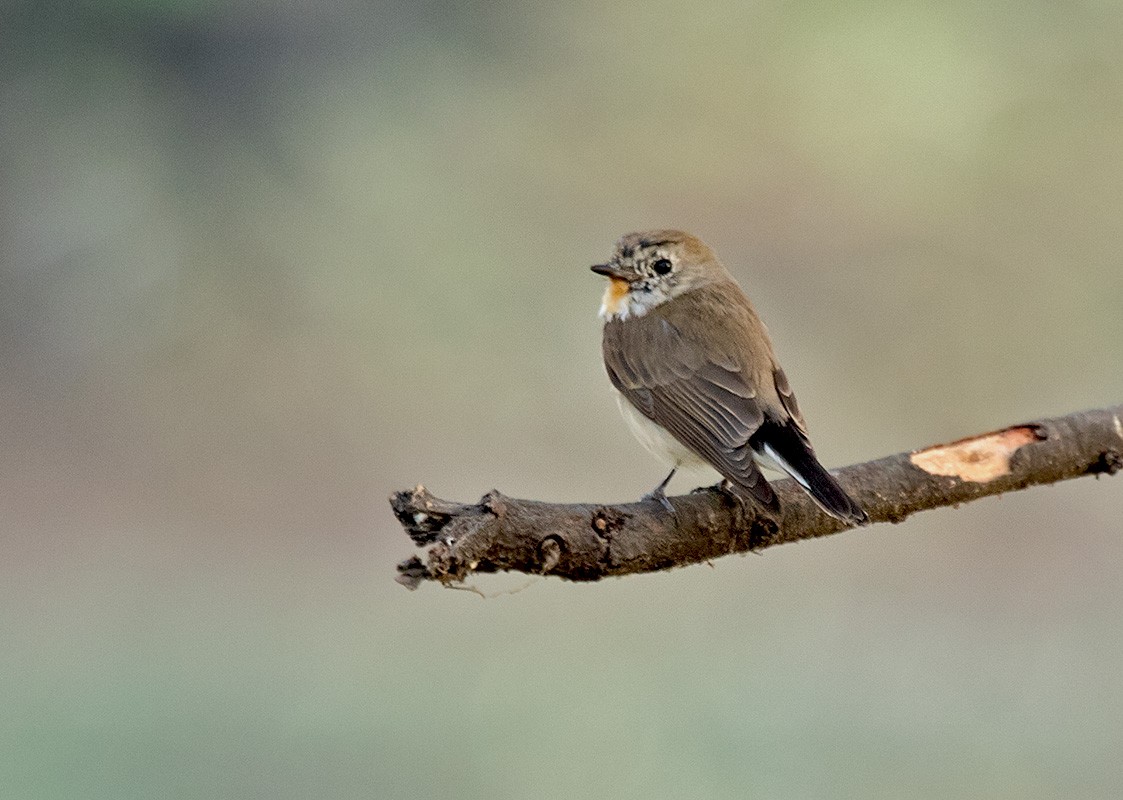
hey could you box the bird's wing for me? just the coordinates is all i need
[603,313,777,510]
[773,366,809,439]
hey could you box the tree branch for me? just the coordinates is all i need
[392,405,1123,589]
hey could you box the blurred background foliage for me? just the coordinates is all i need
[3,0,1122,797]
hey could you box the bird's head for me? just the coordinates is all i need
[592,230,727,320]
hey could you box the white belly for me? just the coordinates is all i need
[615,392,787,478]
[616,393,708,469]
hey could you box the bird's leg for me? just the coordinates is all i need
[642,468,677,514]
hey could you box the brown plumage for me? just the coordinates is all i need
[594,230,868,525]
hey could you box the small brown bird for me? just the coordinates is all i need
[592,230,868,525]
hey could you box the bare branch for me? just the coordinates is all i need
[392,405,1123,589]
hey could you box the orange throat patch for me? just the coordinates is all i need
[600,278,630,317]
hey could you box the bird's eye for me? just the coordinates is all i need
[652,258,673,275]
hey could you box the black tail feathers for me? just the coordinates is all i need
[750,421,870,526]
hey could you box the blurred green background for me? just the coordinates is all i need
[3,1,1123,797]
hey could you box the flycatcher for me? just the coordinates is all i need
[592,229,869,526]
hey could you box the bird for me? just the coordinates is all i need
[592,229,869,526]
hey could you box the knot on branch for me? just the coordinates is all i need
[538,536,564,573]
[591,506,629,538]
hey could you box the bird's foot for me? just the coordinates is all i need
[641,468,678,515]
[641,486,676,515]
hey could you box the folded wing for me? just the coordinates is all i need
[603,313,777,511]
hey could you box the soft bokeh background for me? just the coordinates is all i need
[3,1,1123,797]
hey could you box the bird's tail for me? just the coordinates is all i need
[751,421,869,526]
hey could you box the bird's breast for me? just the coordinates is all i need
[599,278,631,319]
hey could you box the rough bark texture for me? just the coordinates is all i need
[393,405,1123,589]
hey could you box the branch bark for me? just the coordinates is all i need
[393,405,1123,589]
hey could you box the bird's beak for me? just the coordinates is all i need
[591,263,636,281]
